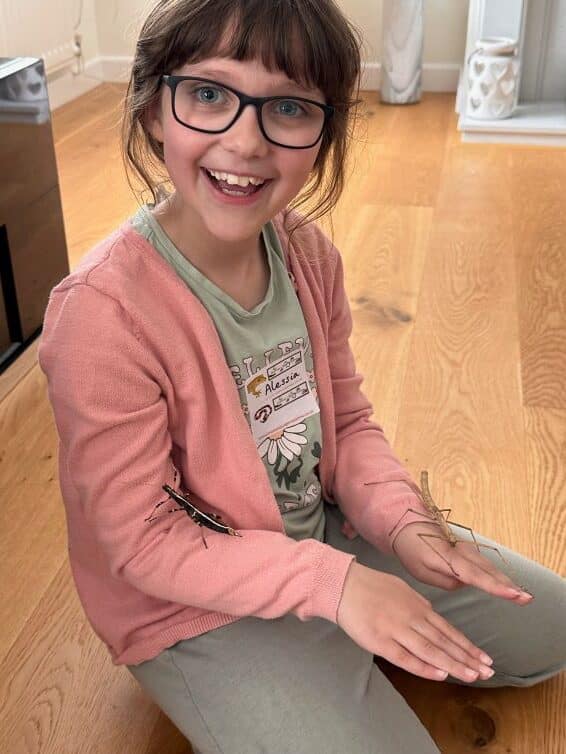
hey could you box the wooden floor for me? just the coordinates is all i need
[1,83,565,753]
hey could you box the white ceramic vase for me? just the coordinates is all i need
[467,37,521,120]
[381,0,424,104]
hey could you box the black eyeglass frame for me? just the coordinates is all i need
[161,74,335,150]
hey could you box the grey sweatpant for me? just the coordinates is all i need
[127,502,566,754]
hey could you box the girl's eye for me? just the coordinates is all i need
[193,86,225,104]
[274,100,306,118]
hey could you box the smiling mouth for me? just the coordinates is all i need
[201,167,272,196]
[203,167,270,185]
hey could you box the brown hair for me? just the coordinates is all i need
[121,0,364,245]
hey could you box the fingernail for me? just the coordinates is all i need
[480,653,493,665]
[514,590,533,600]
[480,666,495,679]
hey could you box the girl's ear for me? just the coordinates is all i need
[144,95,164,143]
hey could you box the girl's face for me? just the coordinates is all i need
[147,56,325,248]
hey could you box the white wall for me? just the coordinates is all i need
[94,0,154,57]
[0,0,99,66]
[93,0,470,63]
[339,0,469,63]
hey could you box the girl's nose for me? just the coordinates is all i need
[222,104,269,158]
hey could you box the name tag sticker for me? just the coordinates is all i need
[245,346,320,444]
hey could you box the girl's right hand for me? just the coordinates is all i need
[336,562,495,683]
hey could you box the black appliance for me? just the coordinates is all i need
[0,56,69,374]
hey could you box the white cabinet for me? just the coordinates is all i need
[457,0,566,145]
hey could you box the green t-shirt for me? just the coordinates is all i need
[130,205,325,542]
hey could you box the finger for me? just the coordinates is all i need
[418,569,463,591]
[456,544,517,586]
[437,547,530,601]
[453,542,530,594]
[411,621,493,677]
[425,543,533,604]
[426,611,493,665]
[381,642,451,682]
[456,557,529,601]
[463,550,530,599]
[400,629,493,684]
[473,559,515,588]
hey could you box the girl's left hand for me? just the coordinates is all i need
[392,522,534,605]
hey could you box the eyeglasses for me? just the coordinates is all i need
[161,75,335,149]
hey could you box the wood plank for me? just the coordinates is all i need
[0,368,64,665]
[380,133,528,546]
[0,338,39,406]
[52,83,138,268]
[524,406,566,575]
[340,204,433,440]
[0,563,168,754]
[356,93,453,208]
[51,83,126,147]
[511,150,566,410]
[392,223,530,550]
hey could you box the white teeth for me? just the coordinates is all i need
[206,168,266,187]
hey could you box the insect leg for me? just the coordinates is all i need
[413,533,462,578]
[446,520,518,577]
[465,540,531,595]
[425,527,531,595]
[200,527,209,549]
[146,470,182,518]
[388,508,442,538]
[144,507,182,523]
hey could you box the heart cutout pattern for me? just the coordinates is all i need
[491,102,507,118]
[490,62,508,80]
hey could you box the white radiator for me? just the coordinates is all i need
[0,0,79,74]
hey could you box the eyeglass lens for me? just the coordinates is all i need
[172,79,325,147]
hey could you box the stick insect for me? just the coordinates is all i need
[145,468,243,549]
[365,470,532,595]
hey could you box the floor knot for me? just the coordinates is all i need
[457,705,496,748]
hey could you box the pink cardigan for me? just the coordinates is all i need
[38,208,428,665]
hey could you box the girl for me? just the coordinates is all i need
[38,1,566,752]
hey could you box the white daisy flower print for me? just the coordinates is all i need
[257,422,308,466]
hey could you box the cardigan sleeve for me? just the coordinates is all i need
[326,248,431,554]
[38,283,355,624]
